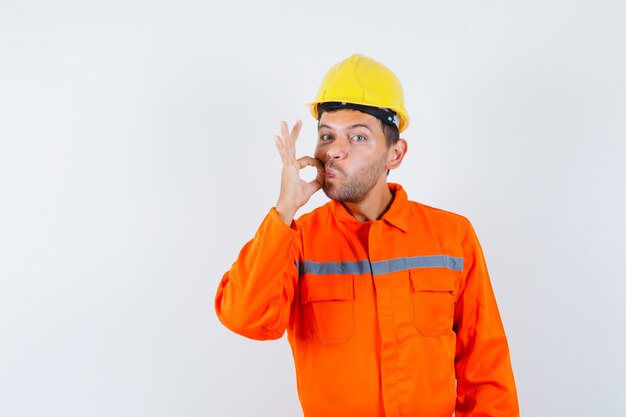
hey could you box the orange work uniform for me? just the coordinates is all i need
[215,183,519,417]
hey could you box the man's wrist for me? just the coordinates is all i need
[275,203,296,226]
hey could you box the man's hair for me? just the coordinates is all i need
[381,122,400,148]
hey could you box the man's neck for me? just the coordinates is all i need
[342,182,394,222]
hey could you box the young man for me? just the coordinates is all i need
[215,54,519,417]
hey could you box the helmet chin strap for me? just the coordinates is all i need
[317,102,400,129]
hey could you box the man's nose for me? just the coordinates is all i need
[326,139,348,159]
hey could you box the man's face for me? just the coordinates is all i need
[314,109,390,203]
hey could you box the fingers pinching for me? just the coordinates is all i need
[297,156,325,189]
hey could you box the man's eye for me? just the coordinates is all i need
[353,135,366,142]
[320,134,332,141]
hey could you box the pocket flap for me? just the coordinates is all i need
[409,268,456,292]
[300,274,355,303]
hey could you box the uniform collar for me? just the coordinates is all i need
[330,183,409,232]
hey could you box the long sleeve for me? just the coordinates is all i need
[454,222,519,416]
[215,208,300,340]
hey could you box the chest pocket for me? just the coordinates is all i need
[410,268,457,336]
[299,274,355,344]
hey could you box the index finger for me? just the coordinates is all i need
[297,156,324,171]
[297,156,325,188]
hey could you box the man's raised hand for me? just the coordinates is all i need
[274,120,324,225]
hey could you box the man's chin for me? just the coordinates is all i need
[322,183,343,201]
[323,184,360,204]
[322,184,335,200]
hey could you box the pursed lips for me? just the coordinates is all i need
[324,163,342,179]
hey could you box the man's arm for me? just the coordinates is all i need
[454,222,520,416]
[214,120,324,340]
[214,208,300,340]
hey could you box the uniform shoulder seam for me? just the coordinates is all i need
[410,200,471,224]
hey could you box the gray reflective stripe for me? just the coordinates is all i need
[371,255,463,274]
[297,255,463,276]
[298,260,372,275]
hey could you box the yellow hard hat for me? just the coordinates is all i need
[308,54,410,132]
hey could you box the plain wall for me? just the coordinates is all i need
[1,0,625,416]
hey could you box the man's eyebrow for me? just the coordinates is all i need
[318,123,374,132]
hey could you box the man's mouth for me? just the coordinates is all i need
[324,162,344,179]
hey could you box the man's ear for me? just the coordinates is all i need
[386,138,408,171]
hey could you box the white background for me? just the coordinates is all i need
[1,0,625,416]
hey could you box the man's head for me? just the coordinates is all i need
[314,108,407,203]
[310,54,408,203]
